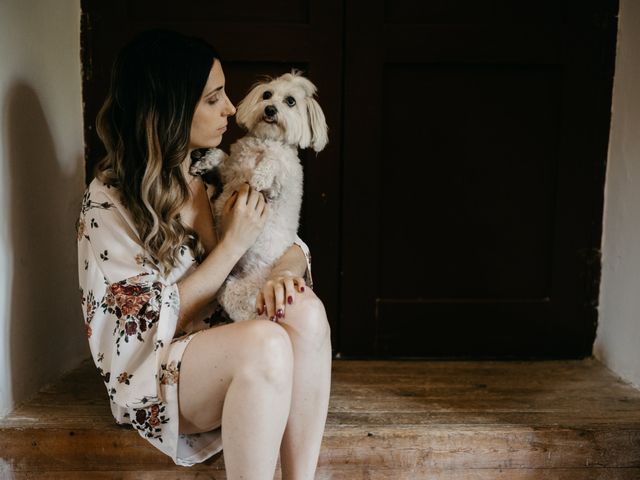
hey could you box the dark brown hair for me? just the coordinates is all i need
[95,29,220,272]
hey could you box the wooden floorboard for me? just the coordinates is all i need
[6,468,640,480]
[2,357,640,478]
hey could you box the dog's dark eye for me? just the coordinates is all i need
[262,91,272,100]
[285,96,296,107]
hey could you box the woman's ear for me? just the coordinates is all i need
[306,96,328,152]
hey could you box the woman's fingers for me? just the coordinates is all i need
[262,283,276,320]
[223,190,238,213]
[253,190,266,213]
[294,276,307,293]
[272,281,286,321]
[226,183,264,215]
[224,185,248,217]
[236,183,251,207]
[239,183,269,214]
[251,189,264,210]
[284,277,296,306]
[261,280,286,321]
[257,274,306,322]
[255,290,265,316]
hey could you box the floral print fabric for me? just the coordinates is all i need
[77,167,313,466]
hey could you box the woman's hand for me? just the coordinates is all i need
[255,270,306,321]
[218,183,268,255]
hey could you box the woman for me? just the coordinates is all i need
[77,29,332,479]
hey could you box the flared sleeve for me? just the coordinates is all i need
[293,235,313,289]
[77,181,183,410]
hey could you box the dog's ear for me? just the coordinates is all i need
[289,73,328,151]
[290,72,316,96]
[306,96,328,152]
[235,82,266,130]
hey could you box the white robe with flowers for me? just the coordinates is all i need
[77,170,312,466]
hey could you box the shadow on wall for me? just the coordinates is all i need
[5,81,89,406]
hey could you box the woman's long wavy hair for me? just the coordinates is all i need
[95,29,219,273]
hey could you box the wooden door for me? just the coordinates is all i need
[82,1,618,359]
[80,0,343,347]
[340,0,618,358]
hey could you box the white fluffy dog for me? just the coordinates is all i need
[192,70,328,322]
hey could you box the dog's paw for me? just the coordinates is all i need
[203,148,227,165]
[260,187,279,202]
[262,177,283,201]
[250,171,273,193]
[190,148,227,175]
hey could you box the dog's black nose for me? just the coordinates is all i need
[264,105,278,117]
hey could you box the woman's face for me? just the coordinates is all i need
[189,59,236,150]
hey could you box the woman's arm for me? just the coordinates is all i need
[270,243,308,279]
[176,237,245,332]
[177,183,268,331]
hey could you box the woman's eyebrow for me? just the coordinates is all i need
[205,86,224,97]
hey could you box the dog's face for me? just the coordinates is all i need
[235,70,328,152]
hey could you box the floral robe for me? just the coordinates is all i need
[77,166,313,466]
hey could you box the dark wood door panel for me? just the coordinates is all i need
[380,63,560,300]
[125,0,310,23]
[384,0,568,24]
[341,0,617,358]
[375,300,555,358]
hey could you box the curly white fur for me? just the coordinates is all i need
[195,70,328,321]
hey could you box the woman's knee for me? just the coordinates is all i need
[281,290,330,343]
[236,320,294,387]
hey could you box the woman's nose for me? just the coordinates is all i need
[225,97,236,116]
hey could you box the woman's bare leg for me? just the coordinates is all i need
[178,319,294,480]
[276,290,332,480]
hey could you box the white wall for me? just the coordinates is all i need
[0,0,89,418]
[595,0,640,388]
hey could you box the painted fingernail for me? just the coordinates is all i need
[256,307,263,315]
[276,309,284,318]
[300,286,305,292]
[287,296,293,305]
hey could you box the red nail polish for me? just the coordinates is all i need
[300,286,305,292]
[276,309,284,318]
[287,296,293,305]
[256,307,262,315]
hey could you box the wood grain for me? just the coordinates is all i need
[2,357,640,478]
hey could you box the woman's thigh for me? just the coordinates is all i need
[177,319,292,435]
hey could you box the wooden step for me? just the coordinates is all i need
[2,357,640,478]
